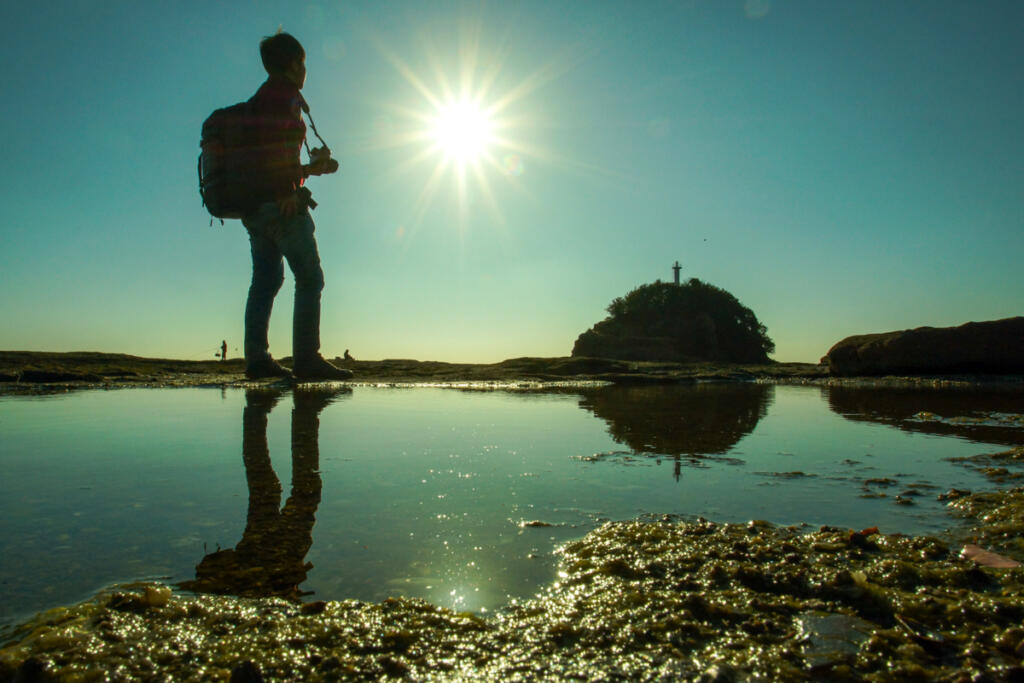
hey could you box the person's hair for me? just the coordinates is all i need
[259,31,305,74]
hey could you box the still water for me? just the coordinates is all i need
[1,383,1022,630]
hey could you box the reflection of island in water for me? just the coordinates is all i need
[180,387,349,599]
[825,386,1024,447]
[577,384,772,478]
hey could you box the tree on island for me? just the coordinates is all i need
[572,278,775,363]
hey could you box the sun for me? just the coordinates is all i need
[430,100,494,164]
[369,20,582,236]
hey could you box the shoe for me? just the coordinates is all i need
[245,357,293,379]
[292,355,354,381]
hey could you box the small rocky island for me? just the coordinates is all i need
[572,276,774,364]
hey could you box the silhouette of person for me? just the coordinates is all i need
[239,32,351,382]
[343,349,353,361]
[181,386,349,598]
[220,340,227,361]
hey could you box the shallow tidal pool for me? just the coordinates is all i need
[1,382,1022,632]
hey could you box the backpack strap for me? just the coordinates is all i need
[197,153,223,226]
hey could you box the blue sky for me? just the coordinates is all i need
[1,1,1021,363]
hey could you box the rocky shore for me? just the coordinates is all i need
[0,351,827,392]
[823,317,1024,377]
[7,352,1024,397]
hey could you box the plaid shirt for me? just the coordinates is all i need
[247,78,307,204]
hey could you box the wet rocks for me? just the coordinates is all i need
[230,660,265,683]
[947,446,1024,484]
[947,487,1024,557]
[3,492,1024,681]
[938,488,972,502]
[796,612,875,669]
[823,317,1024,376]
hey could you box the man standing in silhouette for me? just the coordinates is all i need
[240,32,352,381]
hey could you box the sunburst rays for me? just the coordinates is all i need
[363,19,590,244]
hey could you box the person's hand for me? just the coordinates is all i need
[277,193,299,217]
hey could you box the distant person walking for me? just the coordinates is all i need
[238,32,351,381]
[220,340,227,361]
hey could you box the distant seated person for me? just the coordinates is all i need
[343,349,353,361]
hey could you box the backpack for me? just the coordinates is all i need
[198,100,260,220]
[198,97,332,221]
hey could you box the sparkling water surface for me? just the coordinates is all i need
[2,383,1022,630]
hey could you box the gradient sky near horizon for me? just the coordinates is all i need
[1,1,1021,363]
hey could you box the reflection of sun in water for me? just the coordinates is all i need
[430,100,494,164]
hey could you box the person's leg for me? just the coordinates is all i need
[276,211,352,380]
[275,211,324,362]
[239,388,284,550]
[242,204,288,376]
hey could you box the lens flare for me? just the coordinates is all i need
[502,154,524,176]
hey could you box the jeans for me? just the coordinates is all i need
[242,202,325,363]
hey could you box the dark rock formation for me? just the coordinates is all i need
[823,317,1024,376]
[572,279,774,363]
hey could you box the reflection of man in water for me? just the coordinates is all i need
[181,387,347,598]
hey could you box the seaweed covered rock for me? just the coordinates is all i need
[5,514,1024,681]
[823,317,1024,376]
[493,518,1024,681]
[572,279,774,363]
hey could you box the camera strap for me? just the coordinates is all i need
[300,101,329,155]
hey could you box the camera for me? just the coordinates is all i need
[308,146,339,175]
